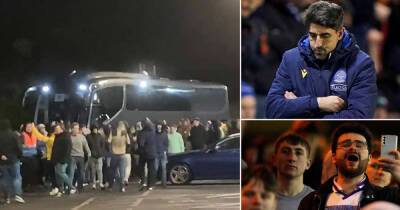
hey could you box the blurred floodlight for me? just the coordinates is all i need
[41,85,50,93]
[98,80,107,86]
[70,70,77,76]
[140,81,147,88]
[78,84,88,91]
[27,86,37,92]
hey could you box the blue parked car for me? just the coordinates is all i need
[167,133,240,184]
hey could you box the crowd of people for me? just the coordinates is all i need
[242,0,400,118]
[0,117,239,205]
[242,122,400,210]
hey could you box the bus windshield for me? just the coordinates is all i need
[90,86,124,125]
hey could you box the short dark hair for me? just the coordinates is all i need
[304,1,344,30]
[49,124,59,134]
[90,124,99,131]
[242,167,277,192]
[331,123,373,154]
[274,132,311,157]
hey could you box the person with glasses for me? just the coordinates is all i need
[299,123,400,209]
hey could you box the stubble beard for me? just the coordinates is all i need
[337,158,369,178]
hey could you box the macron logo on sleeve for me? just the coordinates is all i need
[301,69,308,78]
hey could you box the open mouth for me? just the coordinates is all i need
[347,153,359,162]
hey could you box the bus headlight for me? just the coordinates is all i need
[41,85,50,94]
[78,84,88,91]
[140,81,147,88]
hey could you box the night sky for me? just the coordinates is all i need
[0,0,240,122]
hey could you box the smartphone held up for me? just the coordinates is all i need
[381,135,398,159]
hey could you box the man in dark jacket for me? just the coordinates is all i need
[51,125,74,196]
[154,122,168,187]
[206,120,221,147]
[265,1,377,119]
[0,119,23,204]
[86,125,106,189]
[189,118,207,150]
[137,119,157,190]
[299,123,400,209]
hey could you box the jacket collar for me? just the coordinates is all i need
[298,29,359,69]
[316,174,377,209]
[332,175,367,199]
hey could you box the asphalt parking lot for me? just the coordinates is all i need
[1,182,240,210]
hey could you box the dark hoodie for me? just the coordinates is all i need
[154,123,168,157]
[265,30,377,118]
[189,123,207,150]
[137,121,157,159]
[51,132,72,164]
[86,132,106,158]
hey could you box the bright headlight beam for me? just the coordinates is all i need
[78,84,87,91]
[41,85,50,93]
[139,81,147,88]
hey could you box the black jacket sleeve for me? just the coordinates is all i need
[14,133,23,159]
[298,192,320,210]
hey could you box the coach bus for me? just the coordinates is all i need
[22,71,230,126]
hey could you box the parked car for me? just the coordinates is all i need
[167,133,240,184]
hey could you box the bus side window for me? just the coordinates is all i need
[191,88,226,112]
[126,85,191,111]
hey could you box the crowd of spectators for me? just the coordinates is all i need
[0,117,239,205]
